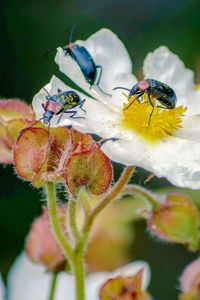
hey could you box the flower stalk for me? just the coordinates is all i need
[121,184,160,210]
[46,182,73,262]
[48,272,58,300]
[69,198,81,242]
[46,182,85,300]
[76,166,135,254]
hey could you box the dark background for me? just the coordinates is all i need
[1,0,200,299]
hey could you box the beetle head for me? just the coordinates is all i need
[138,80,150,91]
[63,43,74,55]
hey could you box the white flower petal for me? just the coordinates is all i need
[102,135,200,189]
[8,253,150,300]
[74,100,122,139]
[143,46,195,108]
[55,28,137,108]
[176,115,200,142]
[0,274,5,300]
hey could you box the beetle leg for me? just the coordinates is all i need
[95,65,103,86]
[148,94,155,126]
[57,110,81,124]
[95,65,112,97]
[63,110,85,120]
[123,92,143,111]
[78,99,86,113]
[57,89,62,93]
[96,85,112,97]
[56,111,65,124]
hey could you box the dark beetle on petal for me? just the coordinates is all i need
[113,79,177,124]
[62,30,111,96]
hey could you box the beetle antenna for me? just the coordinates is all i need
[29,117,44,128]
[69,24,78,43]
[43,88,51,97]
[113,87,131,92]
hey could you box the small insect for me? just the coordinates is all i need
[113,79,177,124]
[41,88,86,126]
[62,29,111,96]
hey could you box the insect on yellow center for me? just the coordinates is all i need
[121,93,187,142]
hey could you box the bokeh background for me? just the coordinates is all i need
[1,0,200,299]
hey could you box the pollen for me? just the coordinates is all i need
[121,93,187,142]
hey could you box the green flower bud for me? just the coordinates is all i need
[148,193,200,251]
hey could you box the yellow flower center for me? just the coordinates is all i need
[121,93,187,142]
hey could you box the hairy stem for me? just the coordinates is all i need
[72,253,85,300]
[46,182,73,262]
[121,184,160,210]
[69,198,81,242]
[76,166,135,253]
[48,272,57,300]
[78,188,91,217]
[47,183,86,300]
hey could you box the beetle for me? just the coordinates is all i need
[41,88,86,126]
[62,30,111,96]
[113,79,177,124]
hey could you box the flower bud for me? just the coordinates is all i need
[100,269,149,300]
[26,207,66,272]
[179,258,200,300]
[148,193,200,251]
[0,99,34,164]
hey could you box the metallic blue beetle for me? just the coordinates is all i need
[63,43,111,96]
[113,79,177,124]
[41,88,86,126]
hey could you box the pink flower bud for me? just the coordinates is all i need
[179,258,200,300]
[26,208,66,272]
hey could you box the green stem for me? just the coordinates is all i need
[78,188,91,217]
[120,184,160,210]
[76,166,135,253]
[73,253,85,300]
[48,272,57,300]
[69,198,81,241]
[47,183,86,300]
[46,182,73,262]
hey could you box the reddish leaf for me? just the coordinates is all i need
[14,127,49,182]
[65,144,113,195]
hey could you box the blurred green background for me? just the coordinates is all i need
[1,0,200,299]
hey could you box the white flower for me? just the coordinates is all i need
[7,253,150,300]
[33,28,200,189]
